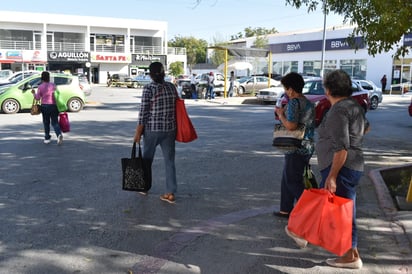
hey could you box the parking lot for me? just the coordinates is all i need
[0,86,411,273]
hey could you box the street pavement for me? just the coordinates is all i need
[0,89,411,274]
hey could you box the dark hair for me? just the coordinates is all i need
[41,71,50,82]
[323,70,353,97]
[149,62,165,84]
[280,72,304,93]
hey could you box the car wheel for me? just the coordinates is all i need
[132,82,138,88]
[67,97,84,112]
[238,86,245,95]
[370,96,379,110]
[2,99,20,114]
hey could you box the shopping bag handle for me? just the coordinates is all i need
[131,142,143,159]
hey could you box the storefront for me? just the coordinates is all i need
[0,50,47,72]
[129,54,167,76]
[47,51,91,78]
[90,52,131,84]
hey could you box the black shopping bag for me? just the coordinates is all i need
[121,142,152,192]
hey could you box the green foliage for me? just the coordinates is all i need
[169,61,184,76]
[253,36,269,49]
[168,36,208,67]
[286,0,412,57]
[231,27,278,40]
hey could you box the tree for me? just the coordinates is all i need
[286,0,412,57]
[168,36,208,71]
[231,27,278,40]
[253,36,269,49]
[169,61,184,76]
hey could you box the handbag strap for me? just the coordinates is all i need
[131,142,143,159]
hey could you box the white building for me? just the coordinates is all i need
[0,11,187,84]
[229,25,412,89]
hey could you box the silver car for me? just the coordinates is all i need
[353,79,383,110]
[238,76,280,95]
[256,86,284,104]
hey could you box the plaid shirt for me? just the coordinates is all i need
[138,81,177,131]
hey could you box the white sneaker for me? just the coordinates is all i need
[44,139,51,144]
[57,134,63,145]
[284,226,308,248]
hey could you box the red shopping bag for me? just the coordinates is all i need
[287,188,353,256]
[175,98,197,143]
[59,112,70,133]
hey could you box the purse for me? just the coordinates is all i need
[58,112,70,133]
[30,99,41,115]
[287,189,353,256]
[175,97,198,143]
[121,142,152,192]
[303,164,318,189]
[272,123,305,150]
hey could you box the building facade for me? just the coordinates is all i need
[230,25,412,89]
[0,11,187,84]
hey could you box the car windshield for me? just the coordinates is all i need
[303,81,325,95]
[237,77,250,83]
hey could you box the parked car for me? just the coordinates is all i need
[76,74,92,96]
[275,79,370,126]
[238,76,280,95]
[0,69,13,81]
[256,86,285,104]
[0,70,40,86]
[176,78,192,99]
[409,97,412,116]
[132,75,152,87]
[107,73,134,88]
[0,73,86,114]
[353,79,382,109]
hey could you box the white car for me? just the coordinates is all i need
[352,79,383,109]
[256,86,285,104]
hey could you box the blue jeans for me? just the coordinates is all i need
[206,85,214,99]
[320,166,363,248]
[142,130,177,194]
[280,152,311,213]
[41,104,61,140]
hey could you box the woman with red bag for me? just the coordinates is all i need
[286,70,369,269]
[134,62,178,204]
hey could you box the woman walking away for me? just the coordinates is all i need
[274,72,315,218]
[32,71,63,145]
[134,62,178,204]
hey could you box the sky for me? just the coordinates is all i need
[3,0,346,43]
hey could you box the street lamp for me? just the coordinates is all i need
[320,0,327,77]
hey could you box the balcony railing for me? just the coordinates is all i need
[48,42,86,51]
[0,40,34,50]
[1,40,186,57]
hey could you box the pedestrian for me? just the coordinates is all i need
[228,71,235,97]
[274,72,315,218]
[206,71,215,99]
[133,62,178,204]
[31,71,63,145]
[285,70,370,269]
[190,73,197,99]
[380,74,387,92]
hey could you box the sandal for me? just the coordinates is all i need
[273,211,290,218]
[160,193,175,204]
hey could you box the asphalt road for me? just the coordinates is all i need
[0,86,411,273]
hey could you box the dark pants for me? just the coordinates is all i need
[41,104,61,140]
[280,152,311,213]
[320,166,363,248]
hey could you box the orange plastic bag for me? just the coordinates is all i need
[175,98,197,143]
[287,188,353,256]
